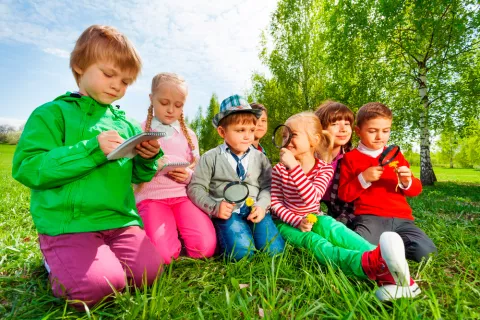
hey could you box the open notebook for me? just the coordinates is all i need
[107,132,166,160]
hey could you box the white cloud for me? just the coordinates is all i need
[43,47,69,58]
[0,0,278,119]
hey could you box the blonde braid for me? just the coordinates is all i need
[135,103,158,194]
[179,112,198,166]
[145,104,154,132]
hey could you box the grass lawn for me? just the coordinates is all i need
[1,144,479,319]
[410,166,480,184]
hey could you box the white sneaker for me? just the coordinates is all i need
[376,282,422,301]
[378,232,410,287]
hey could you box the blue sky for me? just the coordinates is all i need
[0,0,277,129]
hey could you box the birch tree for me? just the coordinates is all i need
[326,0,480,184]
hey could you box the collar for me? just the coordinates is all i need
[57,91,126,118]
[357,141,384,158]
[220,142,252,157]
[150,117,181,133]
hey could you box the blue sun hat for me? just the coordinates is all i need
[213,94,263,127]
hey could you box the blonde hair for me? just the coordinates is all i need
[145,72,197,164]
[286,112,333,163]
[70,25,142,85]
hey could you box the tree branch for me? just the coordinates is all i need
[429,39,480,70]
[391,39,420,63]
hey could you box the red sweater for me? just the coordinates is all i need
[338,149,422,220]
[271,159,334,227]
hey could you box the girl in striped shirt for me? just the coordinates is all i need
[271,112,420,301]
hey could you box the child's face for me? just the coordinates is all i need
[74,61,133,104]
[254,111,268,140]
[355,117,392,150]
[286,121,316,159]
[150,82,187,125]
[218,122,256,155]
[326,119,352,148]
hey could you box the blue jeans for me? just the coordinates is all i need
[213,213,285,261]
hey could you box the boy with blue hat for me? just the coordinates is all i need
[188,94,284,260]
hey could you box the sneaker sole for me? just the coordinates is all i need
[375,282,422,301]
[379,232,410,287]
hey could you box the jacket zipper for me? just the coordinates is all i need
[66,99,94,228]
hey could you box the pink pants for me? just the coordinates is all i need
[39,226,162,310]
[137,197,216,264]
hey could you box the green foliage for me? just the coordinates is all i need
[403,147,421,167]
[187,106,204,141]
[455,119,480,168]
[192,94,223,154]
[252,0,479,183]
[437,117,459,168]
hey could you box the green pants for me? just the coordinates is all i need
[275,215,375,278]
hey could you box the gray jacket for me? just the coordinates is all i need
[187,146,272,217]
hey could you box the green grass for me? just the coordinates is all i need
[1,144,479,319]
[411,166,480,183]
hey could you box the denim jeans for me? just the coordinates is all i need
[213,213,285,261]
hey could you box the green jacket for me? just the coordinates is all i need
[12,92,162,236]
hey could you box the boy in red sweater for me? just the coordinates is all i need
[338,102,436,262]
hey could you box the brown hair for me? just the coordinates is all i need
[314,100,355,152]
[218,112,258,129]
[286,112,333,163]
[70,25,142,85]
[356,102,393,128]
[250,102,267,114]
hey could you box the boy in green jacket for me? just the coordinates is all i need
[12,25,163,310]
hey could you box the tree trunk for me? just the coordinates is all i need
[418,64,437,185]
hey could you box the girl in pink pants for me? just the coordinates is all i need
[135,73,216,264]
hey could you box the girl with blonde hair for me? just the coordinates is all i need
[135,72,216,264]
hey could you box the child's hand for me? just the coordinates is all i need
[280,148,298,170]
[98,130,123,156]
[396,166,412,187]
[361,166,384,183]
[218,201,234,220]
[299,218,313,232]
[136,139,160,159]
[167,168,189,183]
[247,206,265,223]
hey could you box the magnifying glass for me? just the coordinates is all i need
[379,145,400,166]
[272,124,293,149]
[223,181,250,204]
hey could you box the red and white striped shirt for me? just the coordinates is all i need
[271,159,334,227]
